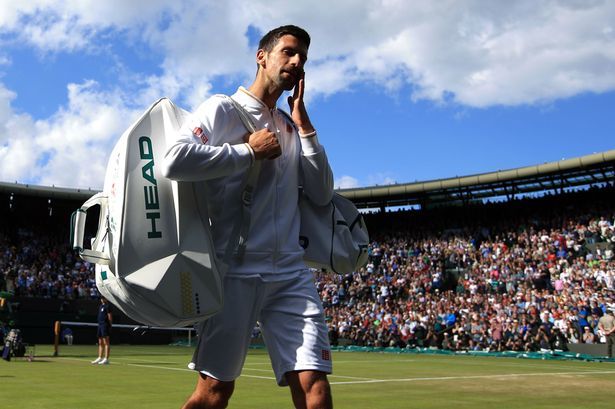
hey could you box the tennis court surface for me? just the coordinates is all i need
[3,345,614,408]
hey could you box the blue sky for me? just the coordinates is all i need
[1,1,614,190]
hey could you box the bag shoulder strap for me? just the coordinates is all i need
[223,96,262,263]
[276,108,297,131]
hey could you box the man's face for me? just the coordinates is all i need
[259,34,308,91]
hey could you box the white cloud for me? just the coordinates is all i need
[0,79,139,189]
[34,81,141,189]
[366,173,397,187]
[0,84,38,183]
[335,175,359,189]
[0,1,182,59]
[335,173,398,189]
[3,1,614,107]
[18,13,95,52]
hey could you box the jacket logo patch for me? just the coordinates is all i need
[193,127,208,144]
[321,349,330,361]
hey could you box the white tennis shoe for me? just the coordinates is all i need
[98,358,109,365]
[91,357,102,364]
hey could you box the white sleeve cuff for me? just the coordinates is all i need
[299,132,322,155]
[244,143,255,165]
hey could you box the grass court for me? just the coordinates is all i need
[2,344,614,408]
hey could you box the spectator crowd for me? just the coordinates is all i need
[1,187,614,353]
[1,229,99,300]
[317,189,614,352]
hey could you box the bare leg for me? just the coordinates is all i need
[102,336,110,359]
[286,370,332,409]
[181,373,235,409]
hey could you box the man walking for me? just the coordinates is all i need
[164,25,334,409]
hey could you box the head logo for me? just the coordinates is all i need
[139,136,162,239]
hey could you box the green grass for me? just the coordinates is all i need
[2,344,615,408]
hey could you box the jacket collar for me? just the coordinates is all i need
[232,86,272,113]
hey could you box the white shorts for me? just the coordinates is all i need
[191,271,332,386]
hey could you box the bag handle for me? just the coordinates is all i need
[70,192,111,265]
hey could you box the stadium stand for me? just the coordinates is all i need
[1,153,614,354]
[318,186,614,354]
[0,189,173,344]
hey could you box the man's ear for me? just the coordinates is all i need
[256,49,266,68]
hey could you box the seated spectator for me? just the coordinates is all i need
[582,326,596,344]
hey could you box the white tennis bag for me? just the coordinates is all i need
[299,193,370,274]
[71,98,223,327]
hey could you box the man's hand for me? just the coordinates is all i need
[287,73,315,136]
[244,129,281,160]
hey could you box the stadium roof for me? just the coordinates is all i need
[340,149,615,209]
[1,149,614,209]
[0,181,99,201]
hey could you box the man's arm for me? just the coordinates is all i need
[289,75,334,205]
[288,74,314,136]
[162,97,254,182]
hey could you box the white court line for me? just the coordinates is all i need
[242,367,374,381]
[248,359,417,365]
[110,356,179,364]
[65,356,604,377]
[328,374,378,380]
[329,370,615,385]
[240,374,277,380]
[61,352,490,367]
[128,363,192,372]
[336,354,613,372]
[126,363,277,380]
[111,347,189,356]
[108,354,607,373]
[59,356,181,365]
[129,363,615,386]
[60,356,377,382]
[60,357,367,382]
[58,357,615,385]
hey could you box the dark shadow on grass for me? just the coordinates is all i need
[39,354,90,358]
[10,359,52,363]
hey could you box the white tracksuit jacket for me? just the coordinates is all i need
[162,87,334,277]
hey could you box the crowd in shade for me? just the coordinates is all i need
[316,188,614,352]
[0,230,99,300]
[1,187,614,353]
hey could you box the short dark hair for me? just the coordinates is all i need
[258,25,311,52]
